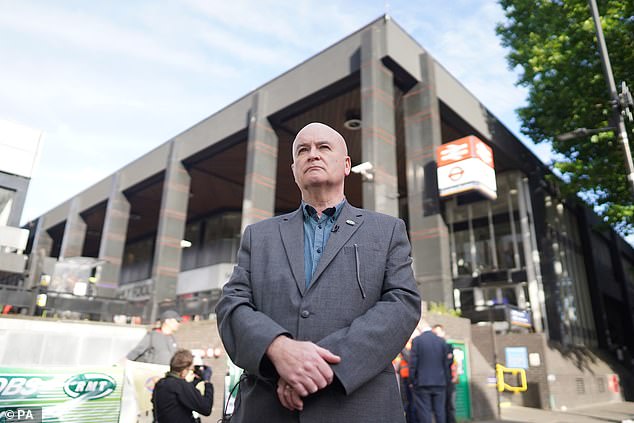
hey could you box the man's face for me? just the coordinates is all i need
[164,318,180,333]
[291,124,351,191]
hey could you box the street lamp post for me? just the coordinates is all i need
[587,0,634,193]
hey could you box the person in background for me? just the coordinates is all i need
[410,321,452,423]
[152,349,213,423]
[127,310,181,365]
[432,324,458,423]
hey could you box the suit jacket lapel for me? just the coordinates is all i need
[309,203,364,289]
[279,208,306,296]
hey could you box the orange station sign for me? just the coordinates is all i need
[436,136,497,199]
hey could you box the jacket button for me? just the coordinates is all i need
[301,310,310,318]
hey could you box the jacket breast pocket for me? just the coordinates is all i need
[343,244,385,300]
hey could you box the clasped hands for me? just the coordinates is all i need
[266,336,341,411]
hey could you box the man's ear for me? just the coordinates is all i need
[291,162,299,184]
[344,156,351,176]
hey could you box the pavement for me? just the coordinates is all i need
[478,401,634,423]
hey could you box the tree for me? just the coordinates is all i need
[496,0,634,233]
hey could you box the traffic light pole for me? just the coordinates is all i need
[588,0,634,194]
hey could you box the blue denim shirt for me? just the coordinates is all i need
[302,199,345,287]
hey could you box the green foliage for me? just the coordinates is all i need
[496,0,634,233]
[428,302,461,317]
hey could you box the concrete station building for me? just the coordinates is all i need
[0,120,41,300]
[15,16,634,412]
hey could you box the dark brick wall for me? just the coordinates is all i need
[468,344,499,420]
[423,311,472,342]
[540,343,623,410]
[471,325,495,363]
[471,327,624,411]
[494,332,550,409]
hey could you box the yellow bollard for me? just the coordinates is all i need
[495,364,527,393]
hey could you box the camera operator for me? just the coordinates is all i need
[152,349,213,423]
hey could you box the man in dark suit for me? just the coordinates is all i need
[410,322,453,423]
[216,122,421,423]
[432,324,458,423]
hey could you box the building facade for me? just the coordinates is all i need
[0,119,40,289]
[20,17,634,362]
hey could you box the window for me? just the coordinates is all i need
[447,171,526,276]
[198,212,241,267]
[121,237,154,284]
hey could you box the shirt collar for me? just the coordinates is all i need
[301,199,346,222]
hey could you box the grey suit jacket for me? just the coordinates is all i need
[216,202,421,423]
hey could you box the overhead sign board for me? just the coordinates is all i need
[436,136,497,200]
[508,307,533,329]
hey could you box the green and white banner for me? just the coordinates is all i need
[0,367,123,422]
[223,358,243,416]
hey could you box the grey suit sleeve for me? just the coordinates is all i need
[215,225,290,378]
[317,219,421,394]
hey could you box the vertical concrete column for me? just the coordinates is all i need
[241,91,278,233]
[150,140,191,321]
[360,27,399,216]
[96,172,130,297]
[517,176,545,333]
[402,52,453,306]
[27,216,53,288]
[0,173,29,227]
[59,198,86,260]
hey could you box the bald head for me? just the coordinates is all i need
[292,122,348,158]
[290,122,351,200]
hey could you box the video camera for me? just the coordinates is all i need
[193,364,212,381]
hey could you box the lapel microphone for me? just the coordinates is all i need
[331,225,339,233]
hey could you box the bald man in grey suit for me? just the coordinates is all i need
[216,122,421,423]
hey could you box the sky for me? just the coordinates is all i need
[0,0,554,225]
